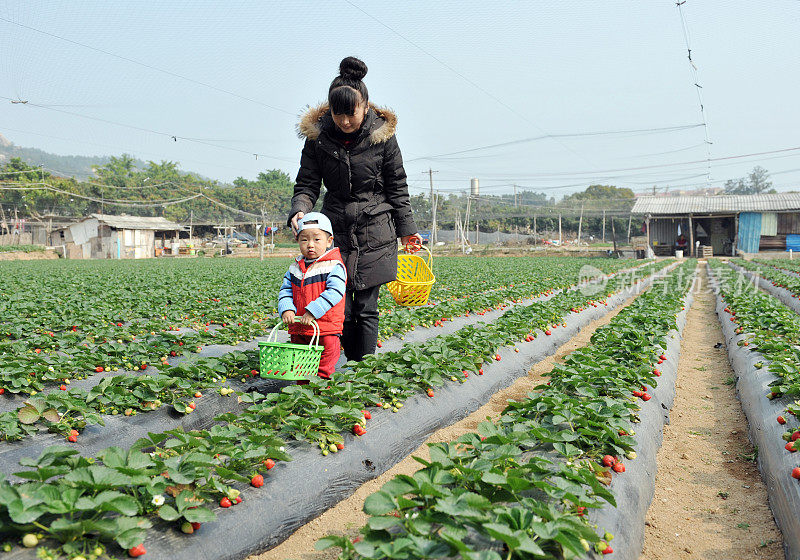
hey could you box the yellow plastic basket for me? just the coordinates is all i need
[386,244,435,306]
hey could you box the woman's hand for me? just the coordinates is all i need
[281,310,295,325]
[290,212,305,236]
[400,233,423,247]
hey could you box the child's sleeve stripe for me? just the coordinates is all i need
[277,272,296,315]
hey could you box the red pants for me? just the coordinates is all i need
[290,333,341,380]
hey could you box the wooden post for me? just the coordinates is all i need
[533,214,537,243]
[558,214,562,246]
[645,215,651,254]
[259,208,265,261]
[627,213,633,242]
[689,213,695,257]
[189,210,193,244]
[611,216,618,253]
[577,204,584,244]
[602,209,606,243]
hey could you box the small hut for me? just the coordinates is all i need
[631,194,800,257]
[50,214,185,259]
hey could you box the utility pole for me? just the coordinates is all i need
[259,207,265,261]
[189,210,194,244]
[513,184,518,208]
[558,213,562,246]
[426,169,438,243]
[627,214,633,242]
[533,214,537,244]
[431,191,439,246]
[602,209,606,243]
[577,204,584,245]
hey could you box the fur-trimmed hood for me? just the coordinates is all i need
[297,102,397,145]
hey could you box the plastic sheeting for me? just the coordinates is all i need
[709,263,800,560]
[762,213,778,236]
[587,286,693,560]
[738,212,763,253]
[787,234,800,252]
[3,266,673,560]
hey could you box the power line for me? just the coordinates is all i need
[0,15,296,116]
[406,124,705,162]
[1,95,298,164]
[675,1,713,185]
[342,0,600,169]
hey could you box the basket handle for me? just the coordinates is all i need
[267,317,320,347]
[404,242,433,269]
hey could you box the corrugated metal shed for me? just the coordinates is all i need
[91,214,185,231]
[632,194,800,215]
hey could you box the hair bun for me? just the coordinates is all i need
[339,57,367,81]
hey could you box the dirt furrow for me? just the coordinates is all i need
[640,265,783,560]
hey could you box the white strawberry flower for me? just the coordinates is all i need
[151,495,165,507]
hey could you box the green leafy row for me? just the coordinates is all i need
[317,261,695,560]
[0,261,667,557]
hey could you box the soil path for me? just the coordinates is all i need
[640,265,783,559]
[251,289,646,560]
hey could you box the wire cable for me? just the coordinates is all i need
[0,15,296,116]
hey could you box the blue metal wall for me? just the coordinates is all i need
[738,212,762,253]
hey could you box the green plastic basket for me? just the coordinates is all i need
[259,319,323,380]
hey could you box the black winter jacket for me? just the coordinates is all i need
[289,103,418,290]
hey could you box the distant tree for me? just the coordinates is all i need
[723,166,775,195]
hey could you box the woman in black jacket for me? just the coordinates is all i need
[288,56,421,362]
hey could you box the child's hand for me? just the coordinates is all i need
[297,311,316,326]
[281,310,295,325]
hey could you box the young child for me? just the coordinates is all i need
[278,212,346,381]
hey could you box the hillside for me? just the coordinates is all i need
[0,133,142,180]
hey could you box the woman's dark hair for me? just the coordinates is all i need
[328,57,368,115]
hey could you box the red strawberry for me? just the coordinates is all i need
[786,442,797,452]
[35,348,41,354]
[0,388,4,395]
[170,351,177,357]
[793,467,800,480]
[778,416,787,425]
[234,496,242,504]
[70,429,78,437]
[336,442,344,450]
[263,458,275,470]
[128,544,146,557]
[660,354,666,361]
[545,330,552,336]
[602,545,614,555]
[478,368,484,375]
[251,369,258,376]
[60,385,67,391]
[353,424,366,436]
[67,434,77,443]
[363,410,372,419]
[495,354,501,361]
[642,393,652,401]
[602,455,616,467]
[632,390,643,397]
[95,366,104,373]
[576,506,586,516]
[250,474,264,487]
[792,431,800,442]
[191,522,201,530]
[653,369,661,377]
[194,392,202,398]
[427,389,434,398]
[612,462,626,473]
[220,497,232,508]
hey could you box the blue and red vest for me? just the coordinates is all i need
[287,248,346,336]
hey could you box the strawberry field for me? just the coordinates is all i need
[1,256,649,559]
[3,256,795,560]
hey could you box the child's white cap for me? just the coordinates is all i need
[297,212,334,237]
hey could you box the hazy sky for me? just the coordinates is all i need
[1,0,798,199]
